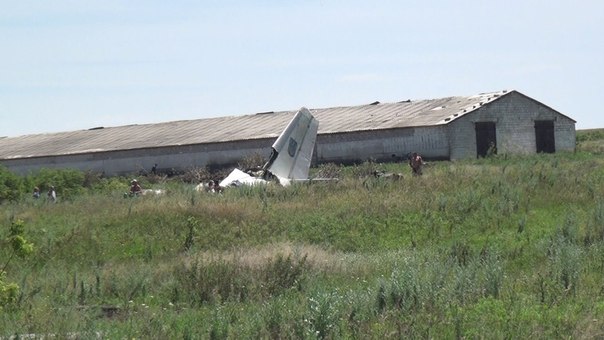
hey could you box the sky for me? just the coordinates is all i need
[1,0,603,137]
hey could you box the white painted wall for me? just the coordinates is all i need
[316,125,449,164]
[3,139,273,176]
[1,93,576,175]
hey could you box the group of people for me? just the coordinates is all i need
[32,185,56,202]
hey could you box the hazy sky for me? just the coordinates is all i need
[1,1,602,137]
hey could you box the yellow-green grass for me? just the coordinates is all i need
[2,142,604,337]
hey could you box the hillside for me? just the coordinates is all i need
[577,128,604,154]
[2,132,604,338]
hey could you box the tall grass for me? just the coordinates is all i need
[3,150,604,337]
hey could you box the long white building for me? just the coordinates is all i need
[0,90,576,175]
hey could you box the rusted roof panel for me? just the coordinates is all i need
[0,90,510,159]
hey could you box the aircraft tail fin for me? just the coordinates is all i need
[264,107,319,182]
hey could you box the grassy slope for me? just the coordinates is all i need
[2,131,604,338]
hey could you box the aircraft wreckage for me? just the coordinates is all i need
[217,107,321,188]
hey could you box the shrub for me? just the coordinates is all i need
[306,291,341,339]
[1,219,34,310]
[181,166,211,184]
[173,252,309,306]
[90,176,129,194]
[0,166,22,203]
[26,168,85,200]
[349,161,380,178]
[314,163,341,179]
[82,170,104,188]
[238,152,267,171]
[0,272,19,309]
[584,200,604,245]
[481,249,503,299]
[174,259,247,305]
[262,254,308,296]
[576,129,604,142]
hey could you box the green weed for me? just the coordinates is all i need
[3,151,604,337]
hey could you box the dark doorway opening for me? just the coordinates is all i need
[475,122,497,158]
[535,120,555,153]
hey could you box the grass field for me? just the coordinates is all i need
[2,130,604,338]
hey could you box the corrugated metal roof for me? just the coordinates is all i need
[0,90,511,159]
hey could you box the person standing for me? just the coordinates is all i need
[47,185,57,202]
[409,152,424,176]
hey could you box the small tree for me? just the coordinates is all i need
[27,168,85,200]
[0,166,23,203]
[1,219,34,310]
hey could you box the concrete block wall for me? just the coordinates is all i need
[554,115,576,152]
[3,139,274,176]
[447,119,480,160]
[316,125,449,164]
[448,91,576,159]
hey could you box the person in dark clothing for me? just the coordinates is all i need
[409,152,424,176]
[130,179,143,196]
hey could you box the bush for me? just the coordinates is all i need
[576,129,604,142]
[0,166,22,203]
[1,219,34,310]
[181,166,211,184]
[263,254,308,296]
[90,176,129,194]
[26,168,85,200]
[349,161,380,178]
[0,272,19,310]
[314,163,341,179]
[238,152,267,171]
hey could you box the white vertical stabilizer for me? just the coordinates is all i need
[219,107,319,188]
[266,107,319,183]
